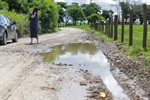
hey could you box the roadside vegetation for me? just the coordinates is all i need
[0,0,59,37]
[118,25,150,67]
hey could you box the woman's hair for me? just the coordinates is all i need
[33,7,38,13]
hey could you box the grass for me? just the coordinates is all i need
[72,24,113,42]
[117,25,150,64]
[68,24,150,67]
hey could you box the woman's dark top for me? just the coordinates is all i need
[29,12,38,38]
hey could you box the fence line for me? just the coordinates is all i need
[91,4,148,49]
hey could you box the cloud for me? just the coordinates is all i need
[54,0,120,14]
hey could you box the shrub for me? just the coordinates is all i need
[0,10,29,37]
[0,0,8,10]
[39,0,59,33]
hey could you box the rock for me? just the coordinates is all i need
[80,81,87,86]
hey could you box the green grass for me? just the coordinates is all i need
[116,25,150,66]
[71,24,113,42]
[117,25,150,64]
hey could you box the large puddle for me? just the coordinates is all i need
[40,43,129,100]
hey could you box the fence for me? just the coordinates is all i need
[90,4,149,49]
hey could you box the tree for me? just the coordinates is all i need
[148,5,150,20]
[132,4,143,24]
[39,0,59,32]
[114,0,142,5]
[132,4,150,24]
[119,2,130,22]
[28,0,41,8]
[66,2,85,25]
[114,0,145,23]
[102,10,114,20]
[87,13,104,24]
[0,0,8,10]
[57,2,67,24]
[3,0,29,13]
[81,3,101,17]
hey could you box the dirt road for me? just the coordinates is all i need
[0,28,112,100]
[0,28,149,100]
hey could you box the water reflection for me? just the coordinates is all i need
[40,43,97,64]
[40,43,129,100]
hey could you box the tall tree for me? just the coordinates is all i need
[102,10,114,20]
[81,3,101,17]
[87,13,104,24]
[3,0,29,13]
[39,0,59,32]
[114,0,142,5]
[132,4,143,24]
[66,2,85,25]
[119,2,130,22]
[132,3,150,24]
[28,0,44,8]
[0,0,8,10]
[57,2,67,23]
[147,5,150,21]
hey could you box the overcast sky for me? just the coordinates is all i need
[55,0,150,4]
[54,0,150,14]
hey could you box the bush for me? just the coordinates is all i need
[0,10,29,37]
[39,0,59,33]
[0,0,8,10]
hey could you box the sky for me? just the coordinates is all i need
[54,0,150,15]
[54,0,150,4]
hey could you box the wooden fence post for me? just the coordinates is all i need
[90,22,92,28]
[99,22,102,31]
[110,17,113,38]
[107,20,110,36]
[95,23,98,31]
[105,20,107,34]
[108,19,111,37]
[114,15,118,41]
[143,4,147,49]
[121,13,124,42]
[97,23,100,31]
[102,21,104,32]
[129,10,133,46]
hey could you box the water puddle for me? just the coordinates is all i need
[40,43,129,100]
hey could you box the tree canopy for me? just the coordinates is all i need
[114,0,150,24]
[66,2,86,25]
[87,13,104,24]
[57,2,67,23]
[102,10,114,20]
[81,3,101,17]
[0,0,8,10]
[39,0,59,32]
[3,0,29,13]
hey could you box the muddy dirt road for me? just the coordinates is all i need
[0,28,149,100]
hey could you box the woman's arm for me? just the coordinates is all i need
[31,12,37,18]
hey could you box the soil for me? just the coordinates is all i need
[0,28,149,100]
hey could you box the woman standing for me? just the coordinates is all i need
[29,7,40,44]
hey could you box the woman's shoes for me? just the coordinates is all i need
[37,42,40,44]
[29,42,40,44]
